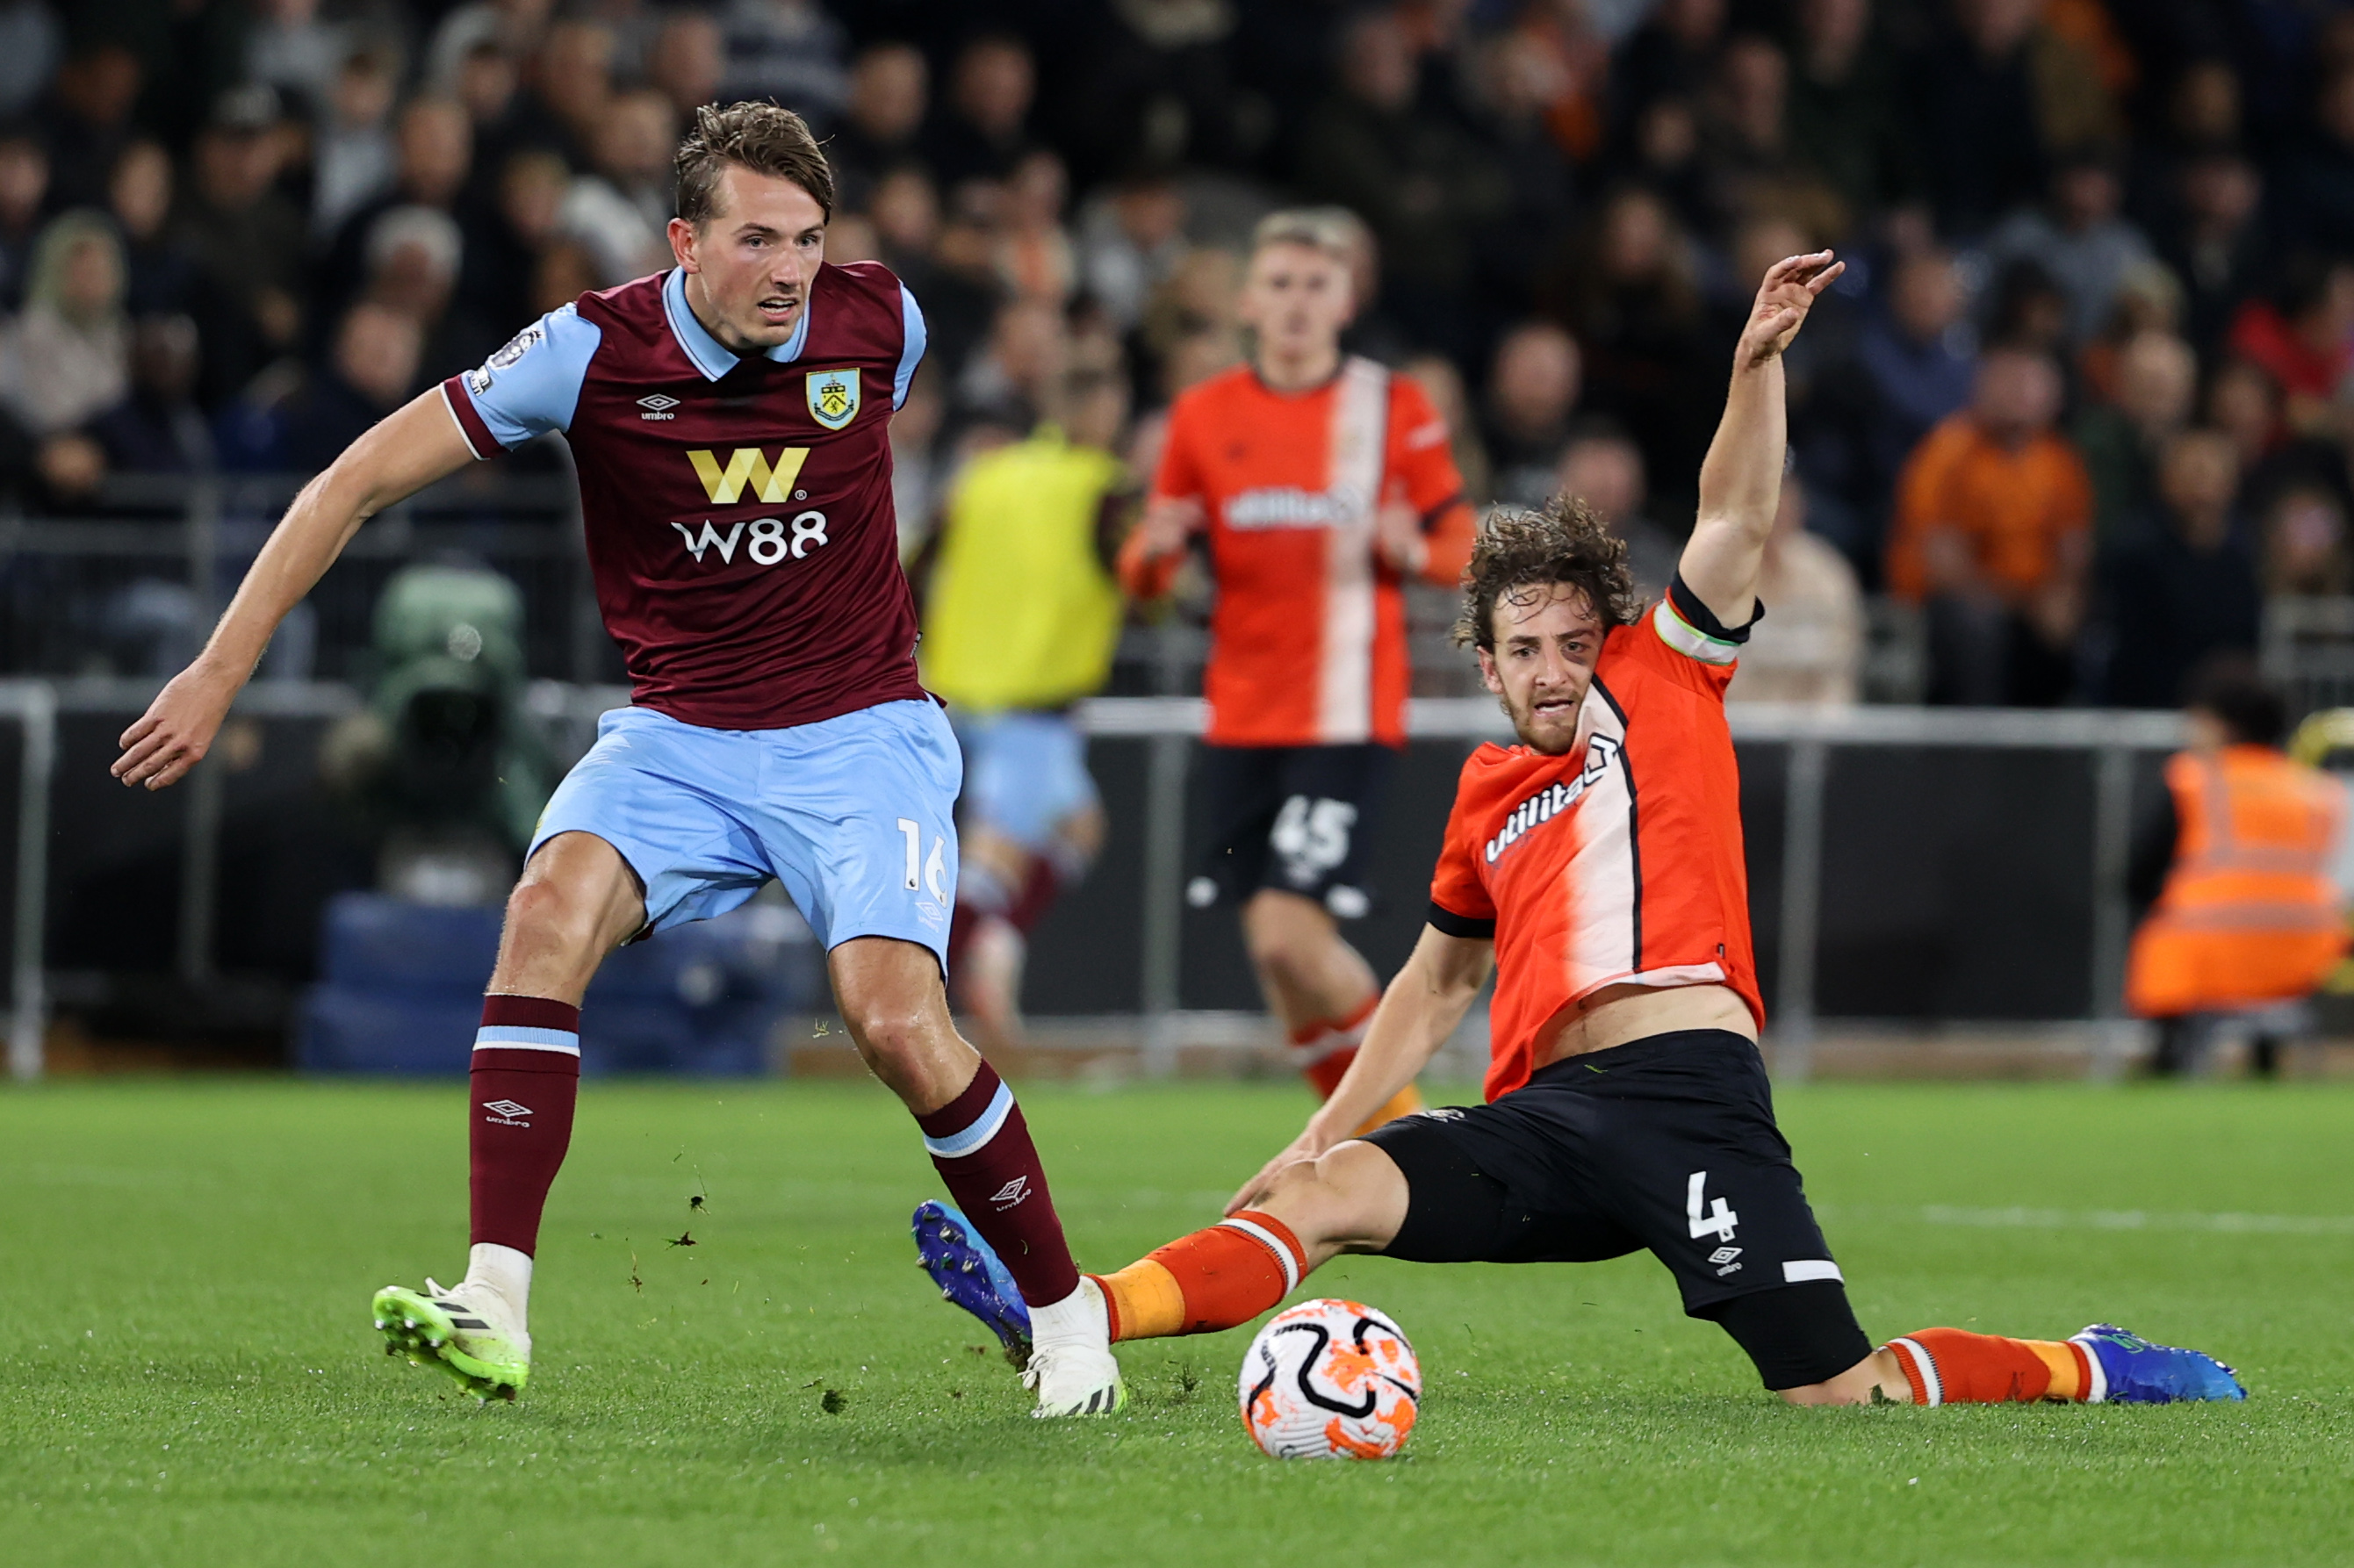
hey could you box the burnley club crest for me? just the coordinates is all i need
[808,368,860,430]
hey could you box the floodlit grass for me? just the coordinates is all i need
[2,1075,2349,1566]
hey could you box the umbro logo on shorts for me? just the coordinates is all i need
[989,1176,1030,1210]
[482,1099,533,1126]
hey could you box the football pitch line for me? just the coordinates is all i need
[1825,1203,2354,1237]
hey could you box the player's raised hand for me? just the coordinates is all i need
[1737,250,1844,370]
[112,662,240,790]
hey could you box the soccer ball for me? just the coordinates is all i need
[1237,1298,1420,1459]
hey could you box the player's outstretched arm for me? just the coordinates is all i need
[112,392,478,790]
[1227,923,1493,1214]
[1678,250,1844,629]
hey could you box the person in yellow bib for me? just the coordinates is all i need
[920,361,1134,1049]
[2126,656,2352,1075]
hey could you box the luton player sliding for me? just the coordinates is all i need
[1119,208,1476,1127]
[111,104,1126,1418]
[936,252,2245,1410]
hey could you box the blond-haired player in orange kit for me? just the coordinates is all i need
[1121,209,1476,1129]
[952,250,2245,1410]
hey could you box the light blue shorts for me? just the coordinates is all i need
[531,699,961,963]
[952,708,1099,853]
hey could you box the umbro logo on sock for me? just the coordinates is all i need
[989,1176,1029,1209]
[482,1099,533,1126]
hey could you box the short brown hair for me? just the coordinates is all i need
[676,101,834,226]
[1453,496,1640,652]
[1249,205,1362,263]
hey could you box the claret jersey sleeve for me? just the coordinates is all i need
[1427,753,1501,939]
[441,302,605,457]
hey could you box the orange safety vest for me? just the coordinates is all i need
[2126,745,2349,1018]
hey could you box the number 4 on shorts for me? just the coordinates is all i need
[1687,1171,1739,1242]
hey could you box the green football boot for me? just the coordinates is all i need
[371,1277,531,1400]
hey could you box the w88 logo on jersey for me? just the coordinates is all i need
[669,511,830,566]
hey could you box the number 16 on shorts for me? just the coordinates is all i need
[898,817,949,903]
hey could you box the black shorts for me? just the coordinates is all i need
[1362,1029,1873,1389]
[1187,743,1393,918]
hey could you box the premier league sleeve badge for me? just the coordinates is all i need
[807,368,860,430]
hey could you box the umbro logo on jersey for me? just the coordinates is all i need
[482,1099,533,1126]
[687,446,810,504]
[1485,735,1620,864]
[637,393,680,421]
[988,1176,1029,1210]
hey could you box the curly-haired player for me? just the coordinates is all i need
[931,253,2246,1409]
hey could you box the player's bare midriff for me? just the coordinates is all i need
[1532,982,1758,1068]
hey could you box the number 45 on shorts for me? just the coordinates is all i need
[897,817,948,903]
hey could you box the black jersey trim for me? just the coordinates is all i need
[1665,573,1763,644]
[1590,674,1641,970]
[1427,901,1497,939]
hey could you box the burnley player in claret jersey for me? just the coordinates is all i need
[111,103,1126,1418]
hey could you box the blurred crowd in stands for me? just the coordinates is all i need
[6,0,2354,708]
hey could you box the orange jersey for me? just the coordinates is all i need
[1143,359,1472,747]
[1428,582,1765,1101]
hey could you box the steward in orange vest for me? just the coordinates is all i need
[2125,666,2348,1064]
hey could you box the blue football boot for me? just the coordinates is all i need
[2073,1324,2246,1403]
[913,1200,1032,1369]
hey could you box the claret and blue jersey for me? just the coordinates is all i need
[443,261,959,960]
[440,261,929,731]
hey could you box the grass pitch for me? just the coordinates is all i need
[3,1075,2349,1567]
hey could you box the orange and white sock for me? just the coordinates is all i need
[1288,998,1424,1132]
[1087,1210,1308,1341]
[1884,1327,2100,1405]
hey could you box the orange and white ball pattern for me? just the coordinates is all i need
[1238,1298,1420,1459]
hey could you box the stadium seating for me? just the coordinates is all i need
[297,893,820,1075]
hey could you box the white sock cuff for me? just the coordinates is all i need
[1026,1277,1106,1349]
[466,1241,535,1327]
[1218,1216,1304,1293]
[1887,1337,1941,1406]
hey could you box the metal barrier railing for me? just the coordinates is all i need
[0,680,2188,1081]
[1071,696,2187,1079]
[0,680,54,1079]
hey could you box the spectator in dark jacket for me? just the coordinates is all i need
[315,97,473,352]
[1294,8,1508,359]
[2104,428,2261,708]
[173,88,307,411]
[1802,247,1975,576]
[2281,64,2354,256]
[924,33,1034,192]
[90,313,212,475]
[219,302,421,475]
[2162,149,2270,355]
[1907,0,2050,237]
[829,41,929,208]
[0,123,46,310]
[1785,0,1918,224]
